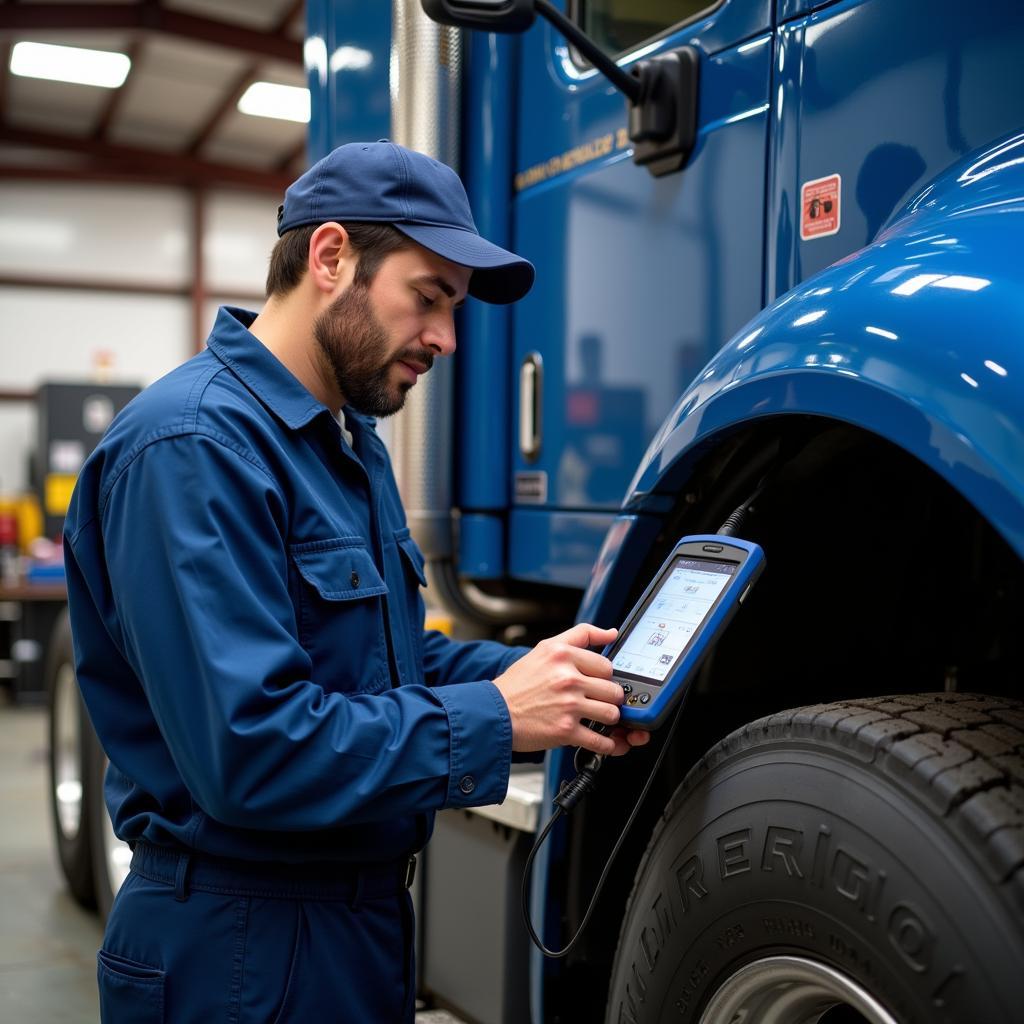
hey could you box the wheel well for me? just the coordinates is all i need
[546,415,1024,1021]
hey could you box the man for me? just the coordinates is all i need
[65,141,648,1023]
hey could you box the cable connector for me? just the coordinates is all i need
[717,504,750,537]
[553,763,601,813]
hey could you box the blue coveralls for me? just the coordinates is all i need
[64,307,523,1023]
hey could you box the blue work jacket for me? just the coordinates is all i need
[64,306,521,865]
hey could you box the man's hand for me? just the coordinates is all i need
[493,623,651,757]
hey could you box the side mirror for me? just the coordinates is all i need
[420,0,698,177]
[420,0,536,34]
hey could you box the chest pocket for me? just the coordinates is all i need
[289,537,390,694]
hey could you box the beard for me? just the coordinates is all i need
[312,283,432,417]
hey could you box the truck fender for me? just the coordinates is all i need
[626,128,1024,559]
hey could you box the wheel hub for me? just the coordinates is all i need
[698,956,899,1024]
[53,663,83,839]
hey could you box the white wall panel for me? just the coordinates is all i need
[0,405,34,498]
[0,183,191,286]
[0,288,190,391]
[0,180,274,500]
[205,190,278,295]
[0,288,190,493]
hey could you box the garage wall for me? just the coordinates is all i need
[0,181,279,498]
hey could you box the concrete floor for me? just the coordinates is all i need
[0,705,104,1022]
[0,705,463,1023]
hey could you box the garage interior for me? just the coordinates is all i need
[0,2,473,1021]
[3,2,1023,1023]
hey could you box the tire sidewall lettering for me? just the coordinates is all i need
[607,745,1012,1022]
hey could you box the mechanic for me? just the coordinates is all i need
[64,141,649,1023]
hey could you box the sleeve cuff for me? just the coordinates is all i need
[435,679,513,809]
[499,647,537,762]
[500,645,530,672]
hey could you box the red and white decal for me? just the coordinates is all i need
[800,173,841,240]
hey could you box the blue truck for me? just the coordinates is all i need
[304,1,1024,1021]
[45,1,1023,1021]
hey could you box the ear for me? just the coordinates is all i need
[307,222,357,295]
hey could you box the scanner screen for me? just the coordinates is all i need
[611,558,736,684]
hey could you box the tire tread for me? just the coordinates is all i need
[607,692,1023,1024]
[621,693,1024,953]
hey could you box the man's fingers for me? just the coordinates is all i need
[558,622,618,650]
[572,724,617,756]
[569,647,616,679]
[581,677,626,706]
[600,728,651,756]
[581,698,621,727]
[571,723,652,757]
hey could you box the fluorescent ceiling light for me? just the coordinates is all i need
[10,41,130,88]
[238,82,310,124]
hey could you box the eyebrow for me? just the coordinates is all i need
[413,274,466,307]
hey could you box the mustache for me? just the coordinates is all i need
[395,352,434,375]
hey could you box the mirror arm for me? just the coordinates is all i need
[534,0,642,104]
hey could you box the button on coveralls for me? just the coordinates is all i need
[64,307,524,1022]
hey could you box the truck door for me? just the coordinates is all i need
[508,1,773,588]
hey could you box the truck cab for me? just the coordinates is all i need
[303,1,1024,1020]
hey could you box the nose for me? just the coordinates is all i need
[421,310,457,358]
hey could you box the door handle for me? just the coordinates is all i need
[519,352,543,462]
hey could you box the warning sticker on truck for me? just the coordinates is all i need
[800,174,841,240]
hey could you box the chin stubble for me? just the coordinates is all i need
[312,284,417,418]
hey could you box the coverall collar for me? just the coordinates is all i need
[206,306,336,432]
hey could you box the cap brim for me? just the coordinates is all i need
[395,224,534,305]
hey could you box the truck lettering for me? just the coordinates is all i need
[514,132,618,192]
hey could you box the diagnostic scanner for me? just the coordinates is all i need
[603,535,765,731]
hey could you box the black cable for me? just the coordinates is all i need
[716,477,767,537]
[521,684,692,958]
[522,489,771,958]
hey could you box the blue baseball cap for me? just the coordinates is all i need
[277,141,534,304]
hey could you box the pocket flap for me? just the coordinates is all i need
[395,528,427,587]
[289,538,387,600]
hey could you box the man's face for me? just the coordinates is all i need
[313,243,470,417]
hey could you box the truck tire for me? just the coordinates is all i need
[87,737,131,920]
[605,693,1024,1024]
[46,612,97,908]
